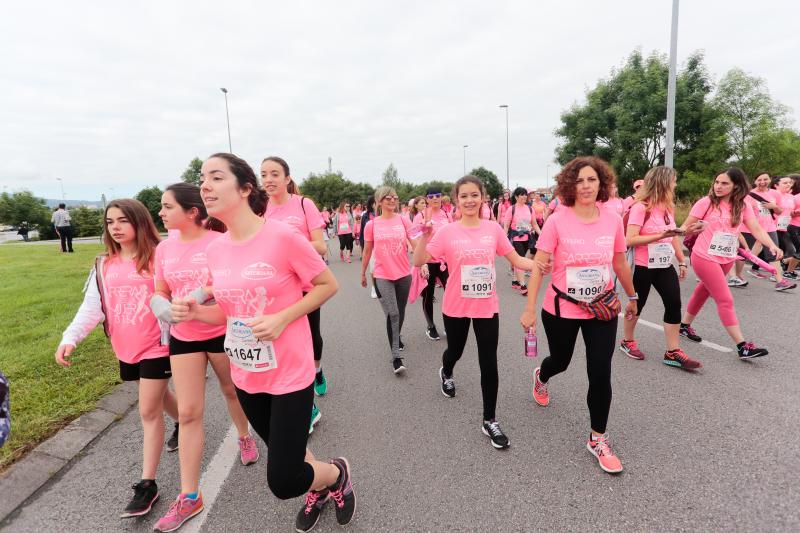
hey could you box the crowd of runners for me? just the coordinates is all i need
[52,153,799,531]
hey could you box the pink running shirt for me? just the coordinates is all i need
[775,192,794,232]
[103,257,169,363]
[536,208,627,320]
[413,209,451,240]
[265,194,325,241]
[206,220,327,395]
[627,203,677,268]
[155,231,226,342]
[792,194,800,226]
[364,214,413,281]
[601,197,625,218]
[425,220,514,318]
[689,196,755,265]
[743,189,778,234]
[502,204,533,242]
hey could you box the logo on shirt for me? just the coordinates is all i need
[594,235,614,247]
[211,269,231,278]
[190,252,207,264]
[561,237,585,245]
[229,319,252,339]
[127,271,149,280]
[282,215,304,228]
[241,262,276,280]
[480,235,495,245]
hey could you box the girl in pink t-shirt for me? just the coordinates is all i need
[333,201,355,263]
[56,199,177,518]
[151,183,258,528]
[171,153,355,530]
[502,187,541,294]
[736,172,785,285]
[679,168,783,360]
[786,176,800,277]
[520,156,637,475]
[361,186,416,372]
[413,176,535,450]
[773,176,800,282]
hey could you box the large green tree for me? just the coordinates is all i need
[181,157,203,185]
[69,206,104,237]
[0,191,51,229]
[299,172,374,208]
[469,167,503,198]
[134,186,164,231]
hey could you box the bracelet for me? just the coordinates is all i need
[678,263,687,268]
[626,294,639,301]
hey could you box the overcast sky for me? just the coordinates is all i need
[1,1,799,202]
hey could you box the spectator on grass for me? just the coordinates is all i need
[51,203,74,253]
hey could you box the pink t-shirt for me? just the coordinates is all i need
[364,214,413,281]
[627,203,676,268]
[426,220,514,318]
[335,213,353,235]
[502,203,533,241]
[536,208,627,319]
[103,257,169,364]
[689,196,755,264]
[481,204,492,220]
[547,199,565,216]
[531,202,546,226]
[775,192,794,232]
[601,197,626,218]
[264,194,325,241]
[413,210,452,260]
[206,220,327,395]
[497,201,511,224]
[155,231,227,342]
[792,193,800,227]
[743,189,778,233]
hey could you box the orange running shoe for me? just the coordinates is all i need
[663,348,702,370]
[532,367,549,407]
[587,433,623,474]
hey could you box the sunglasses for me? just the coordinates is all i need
[426,193,442,199]
[345,205,351,208]
[382,195,398,201]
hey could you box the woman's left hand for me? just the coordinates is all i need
[678,264,688,281]
[247,313,289,341]
[624,300,637,321]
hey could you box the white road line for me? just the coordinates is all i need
[636,318,733,353]
[182,423,239,533]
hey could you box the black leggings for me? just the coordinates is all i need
[632,265,682,324]
[338,234,354,251]
[235,383,315,499]
[422,262,448,328]
[540,309,617,433]
[307,306,323,362]
[441,313,499,421]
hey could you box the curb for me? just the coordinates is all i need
[0,381,139,523]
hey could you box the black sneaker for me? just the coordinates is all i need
[120,480,159,518]
[784,271,798,280]
[481,420,510,449]
[679,323,702,343]
[426,326,441,341]
[439,367,455,398]
[392,358,406,374]
[398,338,405,351]
[328,458,356,526]
[738,342,768,359]
[166,423,179,452]
[295,488,330,532]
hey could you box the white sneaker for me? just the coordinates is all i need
[370,286,377,299]
[727,276,748,288]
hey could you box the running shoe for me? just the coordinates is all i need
[426,326,441,341]
[511,280,521,291]
[663,348,702,370]
[154,493,204,532]
[166,422,179,452]
[481,420,510,449]
[339,251,344,261]
[746,268,768,279]
[346,257,352,264]
[120,480,159,518]
[328,458,356,526]
[519,284,528,296]
[295,488,330,532]
[769,275,777,282]
[619,339,645,360]
[775,279,797,291]
[238,434,259,466]
[398,338,405,351]
[370,286,377,299]
[532,367,549,407]
[314,369,328,396]
[392,357,406,374]
[309,403,321,435]
[586,433,623,474]
[727,276,749,288]
[783,271,798,280]
[439,367,455,398]
[679,324,702,343]
[738,342,768,359]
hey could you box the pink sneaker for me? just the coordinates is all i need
[619,339,646,360]
[154,493,204,532]
[586,433,623,474]
[532,367,549,407]
[238,434,259,466]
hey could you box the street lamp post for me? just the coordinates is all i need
[665,0,679,167]
[499,105,509,190]
[220,88,232,153]
[56,178,65,201]
[462,145,469,175]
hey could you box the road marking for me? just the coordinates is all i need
[636,319,733,353]
[181,423,239,533]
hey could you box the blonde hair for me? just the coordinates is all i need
[634,166,676,212]
[374,186,398,215]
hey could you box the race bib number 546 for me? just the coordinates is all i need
[224,317,277,373]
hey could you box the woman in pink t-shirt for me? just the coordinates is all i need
[502,187,541,295]
[678,168,783,360]
[773,176,800,282]
[619,167,700,370]
[150,183,258,530]
[361,186,416,373]
[56,199,178,519]
[785,175,800,278]
[262,156,330,432]
[520,156,637,475]
[333,201,355,263]
[171,153,355,531]
[414,176,536,450]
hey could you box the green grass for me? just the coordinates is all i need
[0,244,121,471]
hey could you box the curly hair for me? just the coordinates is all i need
[554,156,617,207]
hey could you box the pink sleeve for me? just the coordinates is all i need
[495,223,514,256]
[401,216,413,237]
[302,198,326,231]
[742,201,755,221]
[426,230,445,262]
[364,220,374,242]
[412,213,423,225]
[689,196,711,218]
[627,202,646,226]
[795,194,800,209]
[154,243,165,282]
[613,216,627,253]
[287,230,327,287]
[536,215,558,253]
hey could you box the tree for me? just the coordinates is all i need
[469,167,504,198]
[381,163,401,188]
[0,191,51,230]
[69,206,104,237]
[134,186,164,231]
[299,172,374,208]
[181,157,203,186]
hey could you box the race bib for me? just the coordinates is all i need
[777,216,790,231]
[707,232,737,258]
[566,265,608,302]
[647,242,675,269]
[516,219,531,233]
[339,223,349,232]
[460,264,495,298]
[223,317,277,373]
[758,205,771,217]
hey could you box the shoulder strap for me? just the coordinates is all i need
[748,191,769,203]
[94,256,110,338]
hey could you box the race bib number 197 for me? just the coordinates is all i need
[224,317,277,373]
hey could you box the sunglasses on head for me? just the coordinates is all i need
[427,193,442,199]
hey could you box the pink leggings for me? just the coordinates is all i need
[686,253,738,327]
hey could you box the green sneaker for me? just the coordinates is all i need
[309,403,321,435]
[313,368,328,396]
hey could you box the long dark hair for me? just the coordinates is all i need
[102,199,161,274]
[709,167,749,227]
[165,182,224,232]
[207,153,267,221]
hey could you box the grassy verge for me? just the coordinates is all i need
[0,244,121,471]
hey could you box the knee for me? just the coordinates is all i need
[178,403,204,426]
[139,403,163,424]
[267,464,304,500]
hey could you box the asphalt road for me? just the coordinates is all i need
[3,253,799,532]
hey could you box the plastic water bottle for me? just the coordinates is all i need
[525,328,538,358]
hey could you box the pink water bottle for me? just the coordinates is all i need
[525,328,538,358]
